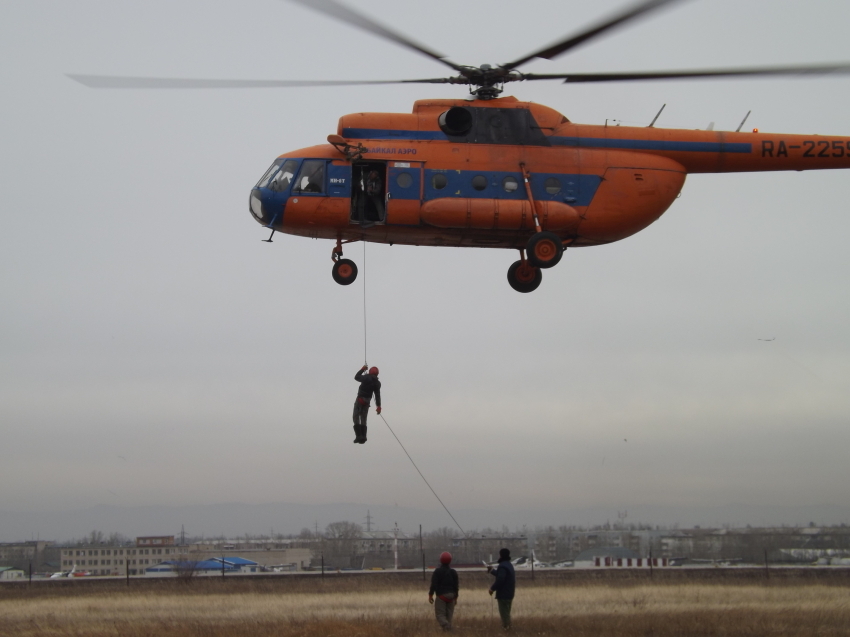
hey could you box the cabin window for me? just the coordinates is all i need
[502,176,519,192]
[256,160,283,188]
[396,172,413,188]
[471,175,488,191]
[269,160,299,193]
[293,160,325,194]
[432,173,448,190]
[544,177,561,195]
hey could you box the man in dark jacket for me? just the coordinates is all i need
[352,365,381,444]
[488,548,516,629]
[429,551,459,631]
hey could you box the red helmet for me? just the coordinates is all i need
[369,366,379,376]
[439,552,452,565]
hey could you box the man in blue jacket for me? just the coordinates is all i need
[488,548,516,629]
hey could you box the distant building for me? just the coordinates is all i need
[0,566,25,580]
[0,541,54,571]
[359,530,413,554]
[136,536,175,548]
[182,539,312,571]
[59,536,181,576]
[146,556,260,577]
[451,535,528,564]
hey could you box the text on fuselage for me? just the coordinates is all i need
[762,139,850,158]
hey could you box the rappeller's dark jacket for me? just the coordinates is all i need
[354,369,381,407]
[490,559,516,600]
[429,564,459,601]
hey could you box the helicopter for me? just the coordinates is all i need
[69,0,850,293]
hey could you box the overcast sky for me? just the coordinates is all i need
[2,0,849,538]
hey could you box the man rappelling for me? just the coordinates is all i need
[353,364,381,444]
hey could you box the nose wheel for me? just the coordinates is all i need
[332,258,358,285]
[331,239,358,285]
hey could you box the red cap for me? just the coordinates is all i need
[369,366,379,376]
[439,552,452,565]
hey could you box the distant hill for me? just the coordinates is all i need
[2,501,848,543]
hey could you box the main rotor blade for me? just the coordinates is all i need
[503,0,686,71]
[518,63,850,83]
[67,74,456,89]
[287,0,464,74]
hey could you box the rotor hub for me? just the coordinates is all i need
[458,65,524,100]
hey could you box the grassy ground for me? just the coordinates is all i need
[2,570,849,636]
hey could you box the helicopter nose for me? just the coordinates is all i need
[249,188,267,224]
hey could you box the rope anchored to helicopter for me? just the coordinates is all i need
[351,251,466,535]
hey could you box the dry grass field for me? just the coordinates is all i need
[2,570,849,636]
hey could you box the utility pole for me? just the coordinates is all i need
[764,549,770,580]
[393,522,399,571]
[420,524,425,581]
[366,510,372,533]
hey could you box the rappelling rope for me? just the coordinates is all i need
[362,242,463,535]
[379,413,466,537]
[363,241,367,365]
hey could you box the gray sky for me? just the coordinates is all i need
[1,0,849,535]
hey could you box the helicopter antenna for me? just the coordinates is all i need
[736,110,752,132]
[648,104,666,127]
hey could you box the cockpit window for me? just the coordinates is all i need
[256,159,283,188]
[269,160,299,193]
[293,160,326,194]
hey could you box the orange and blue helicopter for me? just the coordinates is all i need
[70,0,850,292]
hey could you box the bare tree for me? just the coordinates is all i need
[325,521,363,565]
[175,559,199,583]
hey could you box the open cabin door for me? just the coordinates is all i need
[350,161,387,226]
[386,161,423,226]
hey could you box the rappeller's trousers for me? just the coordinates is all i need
[353,399,369,427]
[352,399,369,443]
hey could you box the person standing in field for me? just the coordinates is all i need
[488,547,516,630]
[429,551,459,631]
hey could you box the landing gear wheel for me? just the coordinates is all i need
[507,260,542,293]
[332,258,358,285]
[527,231,564,269]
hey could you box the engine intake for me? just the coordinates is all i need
[438,107,473,136]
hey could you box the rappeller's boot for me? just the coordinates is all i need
[353,425,361,444]
[359,425,367,444]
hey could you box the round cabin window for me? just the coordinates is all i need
[432,173,448,190]
[396,172,413,188]
[502,176,519,192]
[544,177,562,195]
[471,175,488,191]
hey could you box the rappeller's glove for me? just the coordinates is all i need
[489,589,494,596]
[376,406,382,415]
[429,595,434,604]
[361,365,368,371]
